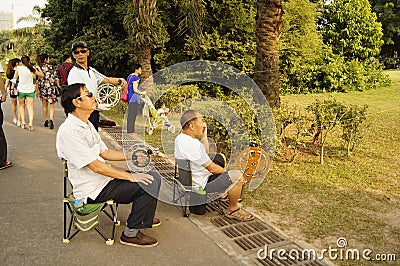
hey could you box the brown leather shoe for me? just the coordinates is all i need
[120,231,158,247]
[152,218,161,227]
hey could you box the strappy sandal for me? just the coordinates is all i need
[219,194,229,202]
[224,208,254,221]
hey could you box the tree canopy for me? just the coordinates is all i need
[322,0,384,60]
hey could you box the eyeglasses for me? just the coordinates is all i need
[76,91,94,100]
[73,49,88,55]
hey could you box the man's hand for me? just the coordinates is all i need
[117,78,127,87]
[131,173,154,185]
[201,122,208,139]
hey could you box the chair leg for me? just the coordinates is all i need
[180,191,191,217]
[63,201,80,243]
[216,199,224,215]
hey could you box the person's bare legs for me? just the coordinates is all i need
[18,98,26,128]
[48,102,55,129]
[49,103,55,121]
[41,98,48,123]
[225,170,244,212]
[26,97,35,130]
[11,97,19,123]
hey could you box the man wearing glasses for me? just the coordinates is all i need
[68,41,127,130]
[56,83,161,247]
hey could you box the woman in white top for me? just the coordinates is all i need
[11,55,44,131]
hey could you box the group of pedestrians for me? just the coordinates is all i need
[1,41,255,249]
[3,54,74,131]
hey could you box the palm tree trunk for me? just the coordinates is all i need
[138,42,153,82]
[254,0,283,109]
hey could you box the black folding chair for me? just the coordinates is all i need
[62,159,120,245]
[172,159,223,217]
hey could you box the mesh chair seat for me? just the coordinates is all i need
[62,160,119,245]
[173,159,222,217]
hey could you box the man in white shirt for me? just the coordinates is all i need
[174,109,254,221]
[56,83,161,247]
[67,41,127,130]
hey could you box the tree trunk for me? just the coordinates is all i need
[254,0,283,109]
[137,42,153,82]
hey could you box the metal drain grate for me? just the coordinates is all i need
[206,200,229,212]
[101,127,330,266]
[235,231,285,251]
[257,247,327,266]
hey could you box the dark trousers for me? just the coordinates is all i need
[0,103,7,167]
[88,171,161,229]
[127,102,140,133]
[189,154,226,215]
[89,110,100,131]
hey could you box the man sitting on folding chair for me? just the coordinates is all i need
[56,83,161,248]
[174,109,254,221]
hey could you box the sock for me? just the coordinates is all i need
[124,227,139,237]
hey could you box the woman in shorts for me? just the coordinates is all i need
[10,55,44,131]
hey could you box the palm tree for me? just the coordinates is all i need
[125,0,167,81]
[10,6,50,56]
[253,0,283,108]
[125,0,205,81]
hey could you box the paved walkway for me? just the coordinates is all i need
[0,99,332,266]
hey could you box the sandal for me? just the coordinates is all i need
[224,208,254,221]
[0,161,13,170]
[219,194,229,202]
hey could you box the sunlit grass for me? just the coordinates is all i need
[103,71,400,263]
[245,70,400,263]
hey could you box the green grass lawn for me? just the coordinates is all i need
[104,71,399,264]
[244,70,400,264]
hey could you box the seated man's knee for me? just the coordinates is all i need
[228,169,243,184]
[149,171,162,188]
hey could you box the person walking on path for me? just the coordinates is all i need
[0,72,13,170]
[67,41,127,131]
[56,83,161,247]
[36,54,59,129]
[11,55,44,131]
[5,58,21,126]
[57,54,73,86]
[126,64,146,136]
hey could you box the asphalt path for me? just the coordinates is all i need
[0,98,239,265]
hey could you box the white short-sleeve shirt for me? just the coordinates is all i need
[16,66,35,93]
[174,133,212,189]
[67,65,104,97]
[56,113,111,202]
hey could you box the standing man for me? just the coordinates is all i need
[0,71,13,170]
[57,54,73,86]
[57,83,161,247]
[67,41,127,130]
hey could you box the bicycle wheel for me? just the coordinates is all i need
[97,84,121,107]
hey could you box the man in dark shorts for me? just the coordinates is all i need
[174,109,254,221]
